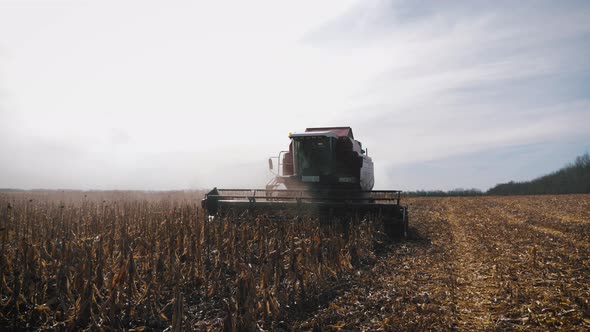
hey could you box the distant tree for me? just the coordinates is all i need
[487,152,590,195]
[404,188,483,197]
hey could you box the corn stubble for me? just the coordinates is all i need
[295,195,590,331]
[0,192,379,330]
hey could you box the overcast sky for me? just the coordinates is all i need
[1,0,589,191]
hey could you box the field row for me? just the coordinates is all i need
[294,195,590,330]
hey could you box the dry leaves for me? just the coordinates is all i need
[0,191,379,330]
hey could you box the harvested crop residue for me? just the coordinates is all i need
[294,196,590,331]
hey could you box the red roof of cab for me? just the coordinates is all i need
[305,127,354,139]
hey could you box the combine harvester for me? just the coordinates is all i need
[201,127,408,237]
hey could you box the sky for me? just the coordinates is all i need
[0,0,589,191]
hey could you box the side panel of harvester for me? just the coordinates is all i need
[360,155,374,191]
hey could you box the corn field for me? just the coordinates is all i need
[0,191,380,330]
[1,192,590,331]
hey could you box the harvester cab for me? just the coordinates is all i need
[202,127,408,237]
[267,127,374,192]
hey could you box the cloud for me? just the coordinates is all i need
[304,1,590,183]
[0,0,588,190]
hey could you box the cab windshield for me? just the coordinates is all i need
[293,136,334,176]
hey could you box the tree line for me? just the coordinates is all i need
[405,152,590,197]
[404,188,484,197]
[487,152,590,195]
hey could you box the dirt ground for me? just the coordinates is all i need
[292,195,590,331]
